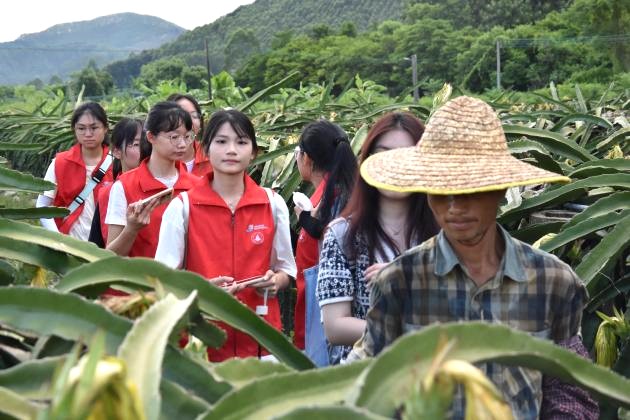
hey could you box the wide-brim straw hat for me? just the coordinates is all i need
[360,96,570,195]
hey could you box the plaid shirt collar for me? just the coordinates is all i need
[434,223,528,282]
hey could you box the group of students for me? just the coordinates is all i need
[36,95,436,364]
[37,94,600,417]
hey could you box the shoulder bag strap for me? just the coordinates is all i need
[66,152,113,215]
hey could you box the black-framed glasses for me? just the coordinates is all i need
[159,132,195,146]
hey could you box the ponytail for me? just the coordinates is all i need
[318,138,356,227]
[298,120,358,233]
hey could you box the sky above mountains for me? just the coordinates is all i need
[0,0,255,42]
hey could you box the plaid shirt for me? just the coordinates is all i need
[355,225,591,419]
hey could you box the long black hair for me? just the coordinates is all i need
[298,119,357,232]
[341,112,439,262]
[110,118,144,179]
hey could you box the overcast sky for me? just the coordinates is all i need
[0,0,256,42]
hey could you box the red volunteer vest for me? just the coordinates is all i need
[185,173,279,361]
[116,159,197,258]
[190,141,212,177]
[53,143,113,234]
[293,180,327,349]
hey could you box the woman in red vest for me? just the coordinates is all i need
[167,93,212,177]
[291,120,357,364]
[105,101,197,257]
[88,118,145,247]
[155,109,296,361]
[36,102,113,240]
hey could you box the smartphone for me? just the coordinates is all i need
[139,187,174,206]
[222,275,266,288]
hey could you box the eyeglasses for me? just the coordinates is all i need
[75,125,104,135]
[159,132,195,146]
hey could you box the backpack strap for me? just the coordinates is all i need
[66,152,113,215]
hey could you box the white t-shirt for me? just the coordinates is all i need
[105,173,179,226]
[185,158,195,173]
[155,190,297,278]
[41,158,96,241]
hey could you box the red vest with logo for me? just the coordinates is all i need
[293,179,327,349]
[53,143,113,234]
[190,141,212,177]
[116,159,197,258]
[185,173,279,361]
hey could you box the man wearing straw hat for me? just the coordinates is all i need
[355,96,597,418]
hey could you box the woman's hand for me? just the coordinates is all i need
[364,263,388,286]
[253,270,289,296]
[210,275,241,295]
[126,199,160,231]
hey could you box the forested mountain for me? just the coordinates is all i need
[105,0,407,87]
[0,13,184,85]
[234,0,630,94]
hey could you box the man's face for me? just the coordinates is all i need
[427,190,505,247]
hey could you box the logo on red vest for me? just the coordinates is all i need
[251,232,265,245]
[246,223,269,232]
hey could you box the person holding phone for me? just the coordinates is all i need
[167,93,212,177]
[155,109,296,361]
[105,101,197,257]
[36,102,113,240]
[88,117,146,247]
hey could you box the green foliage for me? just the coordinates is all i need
[70,60,114,97]
[350,322,630,416]
[118,291,198,420]
[224,29,261,73]
[564,0,630,72]
[56,256,313,369]
[233,0,625,95]
[405,0,571,29]
[135,58,188,90]
[0,78,628,418]
[106,0,406,87]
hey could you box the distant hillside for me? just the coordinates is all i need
[0,13,184,85]
[105,0,406,87]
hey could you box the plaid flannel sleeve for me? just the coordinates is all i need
[549,263,589,342]
[358,263,404,357]
[540,335,599,419]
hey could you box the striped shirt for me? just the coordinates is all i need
[356,224,588,419]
